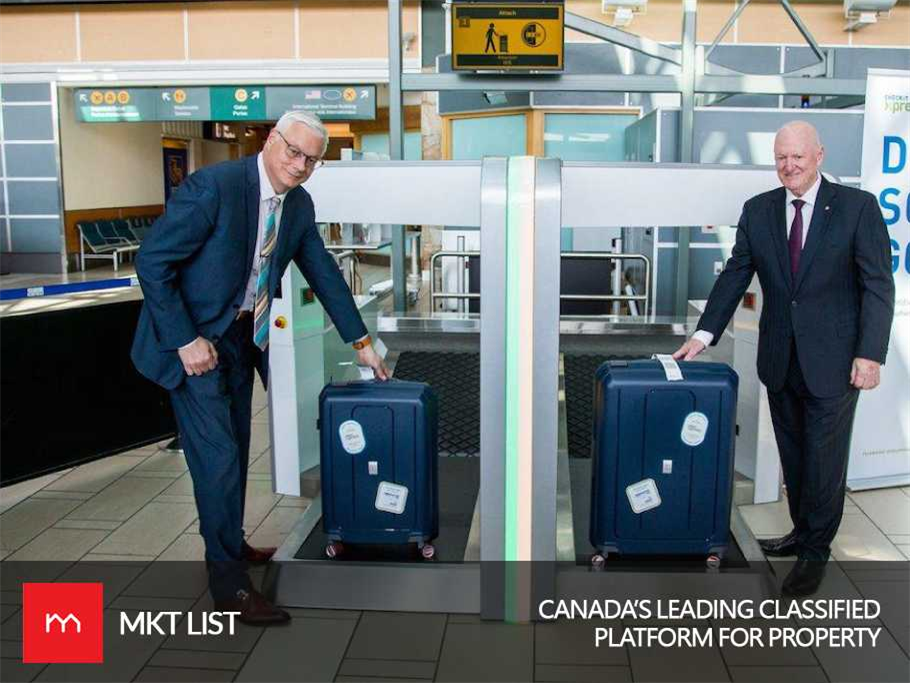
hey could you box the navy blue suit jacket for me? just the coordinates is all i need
[697,177,895,398]
[132,155,367,390]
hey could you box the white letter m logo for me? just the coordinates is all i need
[45,613,81,634]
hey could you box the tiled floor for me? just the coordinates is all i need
[2,390,908,683]
[1,266,907,681]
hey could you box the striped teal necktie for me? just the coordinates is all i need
[253,196,281,351]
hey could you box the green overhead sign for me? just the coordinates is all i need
[75,85,376,123]
[266,86,376,120]
[75,88,159,122]
[210,86,266,120]
[157,87,211,120]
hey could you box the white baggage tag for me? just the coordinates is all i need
[356,365,376,380]
[375,482,408,514]
[653,354,683,382]
[626,478,662,514]
[354,337,388,380]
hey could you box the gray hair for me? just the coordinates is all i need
[275,110,329,155]
[776,120,823,150]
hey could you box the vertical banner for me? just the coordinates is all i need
[162,146,188,202]
[849,68,910,490]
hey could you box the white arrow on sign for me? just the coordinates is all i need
[162,92,171,101]
[251,91,261,100]
[79,94,87,102]
[360,90,369,99]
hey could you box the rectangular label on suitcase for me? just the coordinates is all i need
[590,359,738,559]
[319,379,439,549]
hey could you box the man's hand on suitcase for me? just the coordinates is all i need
[357,345,391,381]
[672,338,706,361]
[178,336,219,376]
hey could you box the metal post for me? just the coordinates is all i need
[676,0,697,317]
[612,237,622,316]
[408,232,421,304]
[479,158,509,620]
[388,0,407,312]
[457,234,466,314]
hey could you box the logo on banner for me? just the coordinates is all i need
[884,93,910,115]
[22,583,104,664]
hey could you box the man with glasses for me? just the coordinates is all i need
[132,111,389,625]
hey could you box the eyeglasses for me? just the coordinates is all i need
[275,130,324,169]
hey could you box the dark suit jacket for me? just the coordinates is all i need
[132,155,367,390]
[697,177,895,398]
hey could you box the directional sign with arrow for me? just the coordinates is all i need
[265,85,376,121]
[157,88,209,120]
[74,85,375,123]
[74,88,158,122]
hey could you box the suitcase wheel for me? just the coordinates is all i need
[325,542,344,559]
[706,554,721,570]
[420,543,436,560]
[591,553,606,569]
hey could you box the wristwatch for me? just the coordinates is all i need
[352,335,372,351]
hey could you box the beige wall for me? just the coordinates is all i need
[0,6,77,63]
[0,2,905,65]
[565,0,910,46]
[200,139,236,167]
[80,4,184,62]
[59,89,164,210]
[0,1,422,63]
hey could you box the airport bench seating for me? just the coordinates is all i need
[77,216,155,272]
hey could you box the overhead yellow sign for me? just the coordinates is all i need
[451,2,564,71]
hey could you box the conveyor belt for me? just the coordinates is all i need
[294,455,479,563]
[392,351,480,457]
[564,354,642,459]
[391,351,634,460]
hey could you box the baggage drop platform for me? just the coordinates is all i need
[265,317,776,615]
[263,160,796,616]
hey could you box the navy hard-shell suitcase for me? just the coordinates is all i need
[589,359,738,566]
[319,379,439,559]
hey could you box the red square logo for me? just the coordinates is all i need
[22,583,104,664]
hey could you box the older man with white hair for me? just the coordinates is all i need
[674,121,894,595]
[132,111,389,624]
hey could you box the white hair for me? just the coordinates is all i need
[776,120,823,150]
[275,110,329,155]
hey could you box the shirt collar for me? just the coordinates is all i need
[786,172,822,208]
[257,153,289,204]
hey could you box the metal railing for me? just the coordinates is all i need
[430,250,651,317]
[331,249,361,295]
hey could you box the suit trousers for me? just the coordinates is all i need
[767,341,859,561]
[169,315,261,600]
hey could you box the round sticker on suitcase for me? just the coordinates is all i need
[681,411,709,446]
[338,420,366,454]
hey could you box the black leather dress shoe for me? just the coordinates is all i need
[214,588,291,626]
[781,559,827,597]
[242,541,277,565]
[759,532,799,557]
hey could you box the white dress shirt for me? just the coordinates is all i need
[179,154,286,350]
[693,173,822,348]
